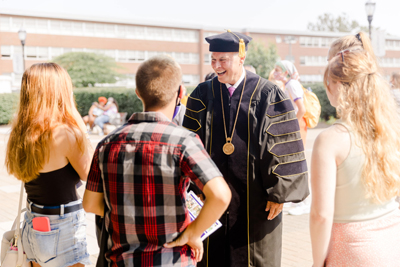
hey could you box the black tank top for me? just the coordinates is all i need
[25,163,80,206]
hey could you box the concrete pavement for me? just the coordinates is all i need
[0,125,325,266]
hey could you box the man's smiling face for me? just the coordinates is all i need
[211,52,244,85]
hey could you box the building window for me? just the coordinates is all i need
[300,75,323,83]
[72,22,84,35]
[300,55,328,66]
[299,37,306,46]
[380,57,400,67]
[204,53,211,64]
[1,16,199,42]
[137,51,145,62]
[1,45,200,66]
[105,24,115,37]
[299,36,336,48]
[50,20,62,32]
[95,23,106,37]
[182,75,200,85]
[386,40,400,51]
[84,23,95,36]
[26,46,37,59]
[11,18,23,30]
[50,47,63,58]
[1,45,12,58]
[37,47,49,59]
[61,21,72,35]
[276,36,282,43]
[0,17,11,31]
[36,19,49,33]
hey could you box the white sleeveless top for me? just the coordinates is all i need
[334,122,399,223]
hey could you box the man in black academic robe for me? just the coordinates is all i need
[183,31,309,267]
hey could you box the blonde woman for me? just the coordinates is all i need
[310,49,400,266]
[5,63,93,267]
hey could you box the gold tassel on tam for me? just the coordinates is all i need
[227,30,246,58]
[238,39,245,58]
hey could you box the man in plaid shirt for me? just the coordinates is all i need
[83,55,231,267]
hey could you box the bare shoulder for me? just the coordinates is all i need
[52,124,82,149]
[315,124,350,145]
[314,123,351,164]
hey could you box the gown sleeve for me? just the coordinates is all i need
[259,85,309,203]
[182,83,209,143]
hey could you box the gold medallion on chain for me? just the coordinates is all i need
[223,138,235,155]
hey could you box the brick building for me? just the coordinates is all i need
[0,10,399,92]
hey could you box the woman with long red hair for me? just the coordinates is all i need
[5,63,93,267]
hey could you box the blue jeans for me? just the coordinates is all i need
[21,199,91,267]
[94,115,109,130]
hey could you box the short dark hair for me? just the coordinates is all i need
[136,55,182,109]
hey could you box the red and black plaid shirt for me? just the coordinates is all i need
[86,112,222,267]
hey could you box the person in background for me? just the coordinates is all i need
[244,64,256,74]
[93,97,119,135]
[5,63,93,267]
[83,55,231,266]
[268,69,285,91]
[310,49,400,267]
[389,72,400,204]
[390,72,400,110]
[274,60,307,146]
[82,96,107,130]
[172,84,187,126]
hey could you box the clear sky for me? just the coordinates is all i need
[1,0,399,36]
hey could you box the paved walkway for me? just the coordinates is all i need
[0,125,325,266]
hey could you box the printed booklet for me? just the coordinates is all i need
[186,190,222,241]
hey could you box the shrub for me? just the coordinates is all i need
[306,83,337,120]
[0,88,142,125]
[0,93,19,125]
[53,52,123,87]
[73,87,142,120]
[185,86,196,95]
[246,40,279,79]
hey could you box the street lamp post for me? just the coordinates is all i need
[284,36,296,63]
[365,0,376,39]
[18,28,27,71]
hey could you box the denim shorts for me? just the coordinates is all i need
[21,199,91,267]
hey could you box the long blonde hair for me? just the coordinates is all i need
[5,63,87,182]
[324,50,400,202]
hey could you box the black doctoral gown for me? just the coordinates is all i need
[182,70,309,267]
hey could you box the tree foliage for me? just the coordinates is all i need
[53,52,123,87]
[245,40,279,79]
[307,13,362,32]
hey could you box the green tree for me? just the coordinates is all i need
[53,52,123,87]
[245,40,279,79]
[307,13,361,32]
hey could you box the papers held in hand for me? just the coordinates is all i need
[186,191,222,241]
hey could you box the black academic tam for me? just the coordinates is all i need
[205,31,252,53]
